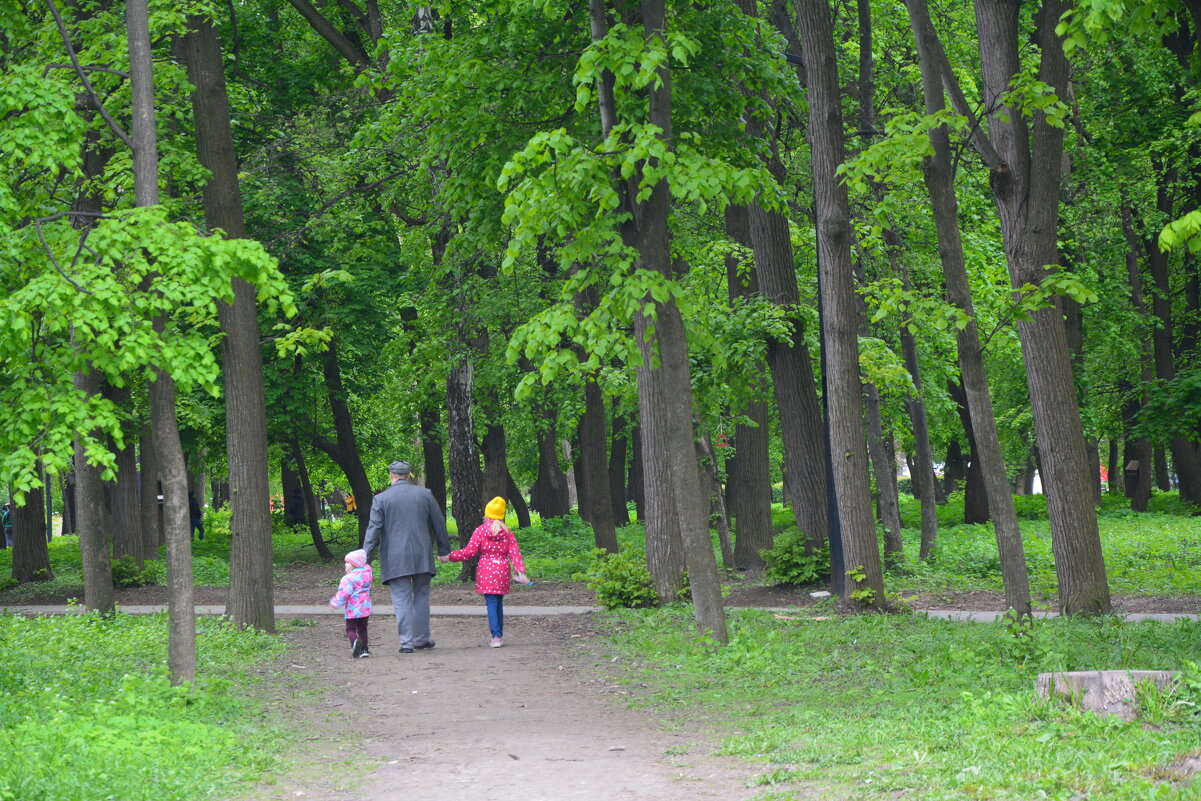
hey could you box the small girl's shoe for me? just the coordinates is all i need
[351,639,364,658]
[359,648,371,658]
[490,637,503,648]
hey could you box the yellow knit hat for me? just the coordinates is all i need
[485,496,506,520]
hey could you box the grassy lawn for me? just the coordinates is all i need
[0,611,292,801]
[600,606,1201,800]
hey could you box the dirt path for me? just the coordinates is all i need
[251,613,758,801]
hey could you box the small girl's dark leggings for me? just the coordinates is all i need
[345,616,369,648]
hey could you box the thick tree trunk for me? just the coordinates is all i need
[943,438,967,496]
[796,0,884,608]
[291,440,333,560]
[75,374,113,613]
[419,407,447,516]
[740,0,829,554]
[481,423,511,505]
[725,206,773,571]
[12,485,51,583]
[624,0,725,642]
[608,413,630,526]
[973,0,1109,615]
[904,0,1033,616]
[179,15,273,632]
[105,383,143,563]
[578,379,617,551]
[1119,206,1155,510]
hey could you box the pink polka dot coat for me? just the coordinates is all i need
[447,522,526,595]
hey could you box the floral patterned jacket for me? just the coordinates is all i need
[329,565,373,619]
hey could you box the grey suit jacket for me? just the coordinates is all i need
[362,480,451,584]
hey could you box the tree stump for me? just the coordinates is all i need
[1035,670,1180,720]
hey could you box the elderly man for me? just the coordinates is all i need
[362,461,451,653]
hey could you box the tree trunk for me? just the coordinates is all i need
[973,0,1109,615]
[578,379,618,551]
[103,383,143,563]
[447,358,483,578]
[1119,205,1156,511]
[741,0,830,554]
[628,425,645,522]
[949,381,990,524]
[505,474,532,529]
[796,0,884,608]
[902,328,939,561]
[623,0,725,642]
[696,424,734,569]
[1146,173,1201,502]
[130,0,199,677]
[481,423,510,506]
[608,413,631,526]
[12,485,51,583]
[419,407,447,516]
[61,468,76,537]
[139,419,161,561]
[281,455,306,527]
[528,405,570,519]
[725,206,773,572]
[311,342,374,544]
[75,374,114,613]
[179,15,273,632]
[291,440,333,560]
[943,438,967,495]
[904,0,1034,616]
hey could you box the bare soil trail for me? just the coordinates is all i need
[249,612,760,801]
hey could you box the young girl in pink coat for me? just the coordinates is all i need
[441,497,530,647]
[329,548,373,658]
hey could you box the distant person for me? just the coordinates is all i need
[329,548,373,659]
[362,461,450,653]
[188,491,204,541]
[345,494,356,514]
[440,497,531,648]
[1,503,11,548]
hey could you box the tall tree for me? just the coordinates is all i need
[795,0,884,609]
[178,14,276,632]
[128,0,197,682]
[902,0,1035,616]
[972,0,1109,614]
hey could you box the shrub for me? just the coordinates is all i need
[111,555,152,588]
[574,548,658,610]
[760,531,829,586]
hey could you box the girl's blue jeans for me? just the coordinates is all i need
[484,593,504,638]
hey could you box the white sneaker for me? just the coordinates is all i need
[490,637,503,648]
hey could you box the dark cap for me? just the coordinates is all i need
[388,461,411,476]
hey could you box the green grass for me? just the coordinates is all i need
[599,606,1201,800]
[890,510,1201,598]
[0,610,290,801]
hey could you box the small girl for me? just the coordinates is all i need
[442,497,530,648]
[329,548,373,658]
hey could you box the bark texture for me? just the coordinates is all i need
[179,15,274,631]
[904,0,1032,615]
[973,0,1109,614]
[796,0,884,608]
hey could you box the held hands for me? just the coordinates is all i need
[437,554,450,563]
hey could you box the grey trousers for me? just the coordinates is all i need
[387,573,432,648]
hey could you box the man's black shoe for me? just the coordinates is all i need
[415,640,435,650]
[399,646,414,653]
